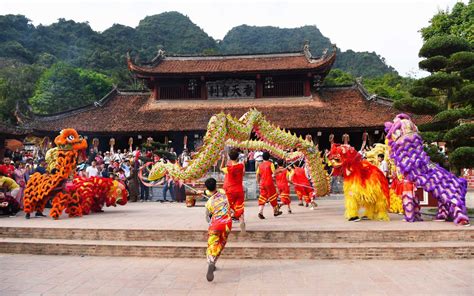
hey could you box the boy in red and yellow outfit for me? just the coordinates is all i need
[274,159,292,214]
[256,151,282,219]
[203,178,232,282]
[290,164,317,210]
[220,149,246,232]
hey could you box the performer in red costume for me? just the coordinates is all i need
[291,163,317,210]
[203,178,232,282]
[220,148,246,233]
[256,152,282,219]
[274,159,292,214]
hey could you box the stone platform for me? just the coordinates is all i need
[0,199,473,260]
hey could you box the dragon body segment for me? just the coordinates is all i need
[149,109,330,196]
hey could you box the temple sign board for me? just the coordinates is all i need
[207,80,256,99]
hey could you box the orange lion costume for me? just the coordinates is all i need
[328,144,390,222]
[23,129,87,219]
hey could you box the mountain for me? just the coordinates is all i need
[0,12,395,77]
[219,25,396,77]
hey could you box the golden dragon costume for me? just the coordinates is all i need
[147,109,330,197]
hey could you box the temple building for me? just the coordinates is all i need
[22,44,429,153]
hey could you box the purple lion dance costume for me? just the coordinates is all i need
[385,114,470,226]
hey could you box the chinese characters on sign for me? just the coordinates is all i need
[207,80,256,99]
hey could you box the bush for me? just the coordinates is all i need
[418,120,457,132]
[460,65,474,80]
[423,144,448,168]
[448,51,474,71]
[455,84,474,105]
[419,35,471,58]
[394,97,441,115]
[434,107,474,122]
[419,56,447,72]
[420,131,445,143]
[421,72,462,89]
[444,123,474,143]
[409,85,433,97]
[449,146,474,169]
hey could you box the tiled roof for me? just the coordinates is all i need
[128,51,336,76]
[0,122,31,136]
[26,87,431,133]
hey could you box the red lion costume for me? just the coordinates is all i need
[328,144,389,221]
[69,177,128,216]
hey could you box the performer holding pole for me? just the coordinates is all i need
[202,178,232,282]
[220,148,246,233]
[274,159,292,214]
[291,162,317,210]
[256,152,282,219]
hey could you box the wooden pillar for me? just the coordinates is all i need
[200,77,207,100]
[304,79,311,97]
[153,83,160,100]
[256,74,263,98]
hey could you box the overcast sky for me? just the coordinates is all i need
[1,0,466,77]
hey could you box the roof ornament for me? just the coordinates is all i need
[303,40,312,62]
[151,47,166,65]
[304,42,337,64]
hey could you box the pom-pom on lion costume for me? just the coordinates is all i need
[385,114,469,226]
[72,176,128,215]
[23,129,87,219]
[365,143,404,215]
[328,144,389,221]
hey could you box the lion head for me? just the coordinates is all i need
[328,144,360,168]
[384,114,418,142]
[54,129,88,151]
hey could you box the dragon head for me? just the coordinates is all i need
[106,180,128,206]
[328,144,360,168]
[384,114,418,143]
[148,160,167,181]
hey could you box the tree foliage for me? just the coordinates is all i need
[420,1,474,43]
[0,63,43,122]
[418,55,447,72]
[410,1,474,170]
[419,35,471,58]
[323,69,355,86]
[29,62,112,114]
[393,97,441,115]
[449,146,474,170]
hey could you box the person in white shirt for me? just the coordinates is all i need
[378,154,389,178]
[254,150,263,171]
[86,161,99,178]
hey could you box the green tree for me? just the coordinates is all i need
[29,62,112,114]
[0,63,43,122]
[402,1,474,171]
[323,69,355,86]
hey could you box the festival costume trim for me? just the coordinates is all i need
[72,176,128,215]
[24,129,127,219]
[366,143,404,215]
[205,190,232,282]
[23,129,88,219]
[328,144,390,221]
[148,109,330,197]
[385,114,469,226]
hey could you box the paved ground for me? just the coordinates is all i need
[0,254,472,296]
[1,199,471,231]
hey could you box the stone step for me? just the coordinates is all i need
[0,237,472,260]
[1,227,472,243]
